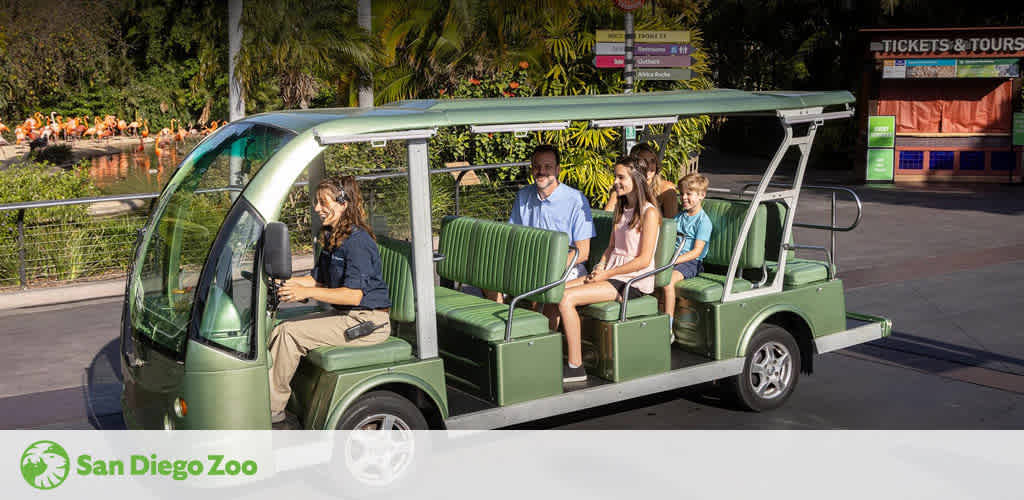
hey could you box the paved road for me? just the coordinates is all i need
[2,173,1023,429]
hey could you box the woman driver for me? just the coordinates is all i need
[268,176,391,427]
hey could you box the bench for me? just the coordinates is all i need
[578,209,675,382]
[435,216,571,405]
[763,201,831,287]
[674,198,767,302]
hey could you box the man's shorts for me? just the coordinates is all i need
[673,260,704,279]
[567,263,589,281]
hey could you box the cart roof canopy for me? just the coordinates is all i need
[241,89,855,137]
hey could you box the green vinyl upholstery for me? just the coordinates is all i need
[434,216,568,405]
[434,216,570,341]
[676,199,766,302]
[767,258,830,286]
[763,200,831,287]
[378,237,416,323]
[582,295,659,321]
[438,216,569,304]
[582,210,676,322]
[307,337,412,371]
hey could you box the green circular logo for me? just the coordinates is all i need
[21,440,70,490]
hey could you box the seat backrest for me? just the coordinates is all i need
[701,198,767,270]
[377,237,416,323]
[763,201,795,262]
[438,216,569,303]
[590,209,680,288]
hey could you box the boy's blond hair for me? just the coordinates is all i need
[678,173,710,195]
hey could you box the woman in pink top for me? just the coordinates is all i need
[557,156,661,383]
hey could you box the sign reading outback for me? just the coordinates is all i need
[871,37,1024,54]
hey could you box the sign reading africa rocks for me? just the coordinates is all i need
[871,37,1024,54]
[635,68,692,81]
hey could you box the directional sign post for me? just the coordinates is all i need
[595,42,693,56]
[597,30,690,43]
[594,55,691,68]
[635,68,692,80]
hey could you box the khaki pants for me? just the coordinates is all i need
[268,308,391,414]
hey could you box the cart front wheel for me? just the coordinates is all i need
[730,324,801,412]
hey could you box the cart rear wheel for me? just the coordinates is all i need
[730,324,801,412]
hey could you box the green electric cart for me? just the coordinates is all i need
[120,89,891,431]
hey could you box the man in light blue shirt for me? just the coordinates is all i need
[509,144,595,281]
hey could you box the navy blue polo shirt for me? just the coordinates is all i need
[311,227,391,310]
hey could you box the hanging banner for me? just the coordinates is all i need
[594,42,693,56]
[905,59,957,78]
[635,68,692,80]
[594,55,691,68]
[596,30,690,43]
[1013,112,1024,146]
[956,58,1020,78]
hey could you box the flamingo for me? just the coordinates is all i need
[117,119,127,136]
[140,119,150,138]
[127,118,140,136]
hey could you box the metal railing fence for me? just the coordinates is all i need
[0,162,532,290]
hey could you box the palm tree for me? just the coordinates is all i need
[235,0,378,109]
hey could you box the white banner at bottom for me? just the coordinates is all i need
[4,430,1022,499]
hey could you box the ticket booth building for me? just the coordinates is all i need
[860,27,1024,182]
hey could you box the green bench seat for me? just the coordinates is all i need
[307,336,412,372]
[676,273,754,303]
[766,258,830,286]
[440,303,550,342]
[582,295,659,321]
[435,217,569,405]
[581,210,678,322]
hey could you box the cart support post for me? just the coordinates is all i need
[407,138,439,359]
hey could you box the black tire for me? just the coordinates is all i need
[325,391,429,498]
[729,324,801,412]
[335,390,428,430]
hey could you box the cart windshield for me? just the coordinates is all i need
[129,122,293,355]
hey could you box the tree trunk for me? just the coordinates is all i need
[357,0,373,108]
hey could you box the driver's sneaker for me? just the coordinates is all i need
[271,411,300,430]
[563,363,587,383]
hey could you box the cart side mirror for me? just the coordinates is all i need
[263,222,292,280]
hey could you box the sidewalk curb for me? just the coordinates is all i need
[0,255,315,312]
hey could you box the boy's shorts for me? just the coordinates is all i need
[673,260,703,279]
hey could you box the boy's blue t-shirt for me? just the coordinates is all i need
[675,209,713,261]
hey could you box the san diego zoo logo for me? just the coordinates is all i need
[19,440,261,490]
[21,440,70,490]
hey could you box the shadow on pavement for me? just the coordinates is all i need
[84,338,125,429]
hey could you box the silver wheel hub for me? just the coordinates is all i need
[343,414,415,486]
[748,341,793,400]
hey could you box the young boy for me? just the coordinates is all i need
[662,173,712,327]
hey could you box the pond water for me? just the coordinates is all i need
[89,139,201,195]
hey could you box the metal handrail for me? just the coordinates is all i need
[740,183,863,232]
[741,182,862,279]
[619,231,687,322]
[0,186,242,212]
[505,245,579,343]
